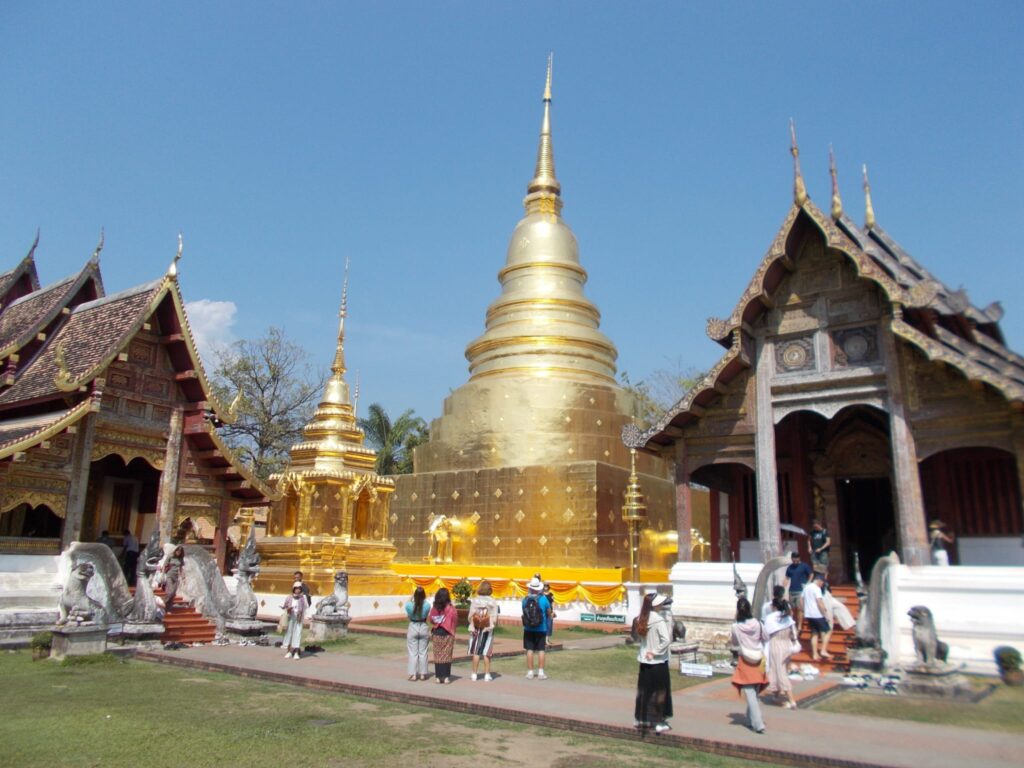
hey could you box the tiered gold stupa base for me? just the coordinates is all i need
[256,535,405,597]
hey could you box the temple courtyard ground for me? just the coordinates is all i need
[2,633,1022,768]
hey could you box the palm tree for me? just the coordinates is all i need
[358,403,429,475]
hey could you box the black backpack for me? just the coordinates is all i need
[522,595,544,629]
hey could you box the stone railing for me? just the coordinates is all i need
[0,537,61,555]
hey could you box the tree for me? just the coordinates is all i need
[358,403,429,475]
[620,356,705,429]
[211,327,324,480]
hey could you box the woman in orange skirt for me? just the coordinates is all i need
[730,597,769,733]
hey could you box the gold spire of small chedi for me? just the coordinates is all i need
[829,144,843,220]
[862,163,876,230]
[259,264,398,597]
[790,119,808,206]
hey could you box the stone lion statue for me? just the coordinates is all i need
[57,562,105,625]
[908,605,949,666]
[315,572,349,617]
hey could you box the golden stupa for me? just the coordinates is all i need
[258,271,398,596]
[390,59,681,581]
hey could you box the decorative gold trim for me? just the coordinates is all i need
[0,397,96,460]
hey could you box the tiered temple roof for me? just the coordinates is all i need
[0,238,274,503]
[629,162,1023,452]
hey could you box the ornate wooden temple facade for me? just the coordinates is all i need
[626,139,1024,580]
[0,237,273,569]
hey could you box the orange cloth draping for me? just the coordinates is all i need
[399,574,626,607]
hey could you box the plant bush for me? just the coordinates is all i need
[994,646,1022,672]
[452,578,472,607]
[30,631,53,650]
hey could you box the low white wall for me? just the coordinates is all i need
[668,561,762,622]
[893,565,1024,675]
[957,537,1024,567]
[0,554,60,575]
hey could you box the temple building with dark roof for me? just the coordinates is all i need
[625,135,1024,580]
[0,235,274,570]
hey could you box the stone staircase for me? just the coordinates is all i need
[153,590,218,645]
[790,584,858,674]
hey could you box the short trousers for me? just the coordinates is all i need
[806,617,831,634]
[523,630,547,652]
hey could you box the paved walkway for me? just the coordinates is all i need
[136,645,1022,768]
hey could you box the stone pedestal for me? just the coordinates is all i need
[50,624,107,660]
[899,663,974,700]
[224,619,266,642]
[849,647,886,673]
[119,622,165,649]
[310,614,350,641]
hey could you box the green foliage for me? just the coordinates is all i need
[211,327,324,479]
[358,402,429,475]
[620,356,705,429]
[994,645,1022,672]
[29,631,52,650]
[60,653,123,667]
[451,577,472,607]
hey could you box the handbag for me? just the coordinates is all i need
[739,645,764,665]
[277,612,289,634]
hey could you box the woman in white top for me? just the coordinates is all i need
[764,596,799,709]
[634,593,674,733]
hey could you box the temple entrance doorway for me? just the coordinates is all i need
[83,455,161,547]
[691,463,757,563]
[837,475,895,578]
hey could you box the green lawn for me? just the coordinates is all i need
[817,678,1024,734]
[0,651,770,768]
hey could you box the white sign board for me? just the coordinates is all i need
[680,661,713,677]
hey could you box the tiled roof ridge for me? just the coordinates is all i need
[68,277,164,316]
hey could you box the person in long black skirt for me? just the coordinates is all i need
[635,592,674,733]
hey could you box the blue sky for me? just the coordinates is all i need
[1,2,1021,421]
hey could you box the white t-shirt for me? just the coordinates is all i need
[803,582,824,619]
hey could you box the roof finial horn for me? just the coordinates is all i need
[168,232,183,277]
[790,119,808,206]
[862,164,876,230]
[829,144,843,220]
[91,227,105,264]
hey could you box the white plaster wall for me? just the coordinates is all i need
[957,537,1024,567]
[669,562,762,621]
[0,554,60,575]
[893,565,1024,675]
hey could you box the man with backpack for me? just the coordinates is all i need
[522,577,551,679]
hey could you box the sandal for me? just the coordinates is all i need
[408,675,417,682]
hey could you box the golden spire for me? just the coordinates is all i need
[332,258,350,376]
[524,53,562,215]
[790,119,807,206]
[829,144,843,220]
[621,449,647,522]
[862,164,876,230]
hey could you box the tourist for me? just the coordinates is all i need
[427,587,457,684]
[802,570,833,661]
[784,551,812,631]
[281,582,309,659]
[822,582,855,632]
[543,582,556,641]
[122,528,140,586]
[522,576,550,679]
[163,546,185,610]
[929,520,955,566]
[730,597,768,734]
[468,580,498,681]
[405,586,430,681]
[634,593,674,733]
[762,585,785,620]
[809,520,831,572]
[293,571,312,607]
[97,530,114,548]
[763,595,799,709]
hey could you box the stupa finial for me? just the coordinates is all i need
[790,119,808,206]
[332,258,350,375]
[829,144,843,220]
[524,53,562,215]
[862,164,876,230]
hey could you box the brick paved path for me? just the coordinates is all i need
[137,645,1022,768]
